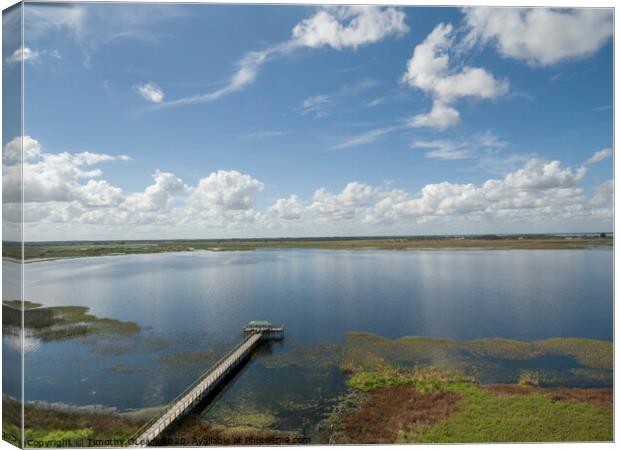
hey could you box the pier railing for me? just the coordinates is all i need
[124,333,257,447]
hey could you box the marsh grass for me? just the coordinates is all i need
[348,366,476,393]
[410,383,613,443]
[2,301,140,341]
[338,332,612,386]
[162,415,300,446]
[3,397,144,447]
[340,368,612,444]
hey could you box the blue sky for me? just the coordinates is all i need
[2,4,614,240]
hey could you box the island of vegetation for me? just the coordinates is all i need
[278,332,613,443]
[2,233,613,261]
[4,326,612,445]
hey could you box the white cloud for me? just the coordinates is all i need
[408,101,461,129]
[310,158,596,227]
[268,195,304,220]
[299,94,332,117]
[4,136,43,161]
[25,4,85,40]
[136,82,164,103]
[76,180,124,207]
[297,79,378,119]
[586,148,612,165]
[123,170,187,212]
[158,6,407,109]
[411,140,471,160]
[2,137,131,206]
[462,8,613,66]
[591,180,613,218]
[332,124,404,150]
[309,182,383,221]
[402,22,508,129]
[25,4,186,67]
[6,136,611,238]
[190,170,264,211]
[411,131,508,161]
[368,97,385,107]
[291,6,408,50]
[503,159,586,190]
[6,47,40,65]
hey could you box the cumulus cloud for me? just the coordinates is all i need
[158,6,407,109]
[190,170,264,210]
[591,180,613,218]
[5,136,611,238]
[462,8,613,66]
[6,47,40,65]
[136,82,164,103]
[309,182,383,221]
[4,136,43,161]
[76,180,124,207]
[408,101,460,129]
[310,158,597,227]
[268,195,304,220]
[2,137,131,205]
[123,170,187,212]
[402,22,508,129]
[291,6,408,50]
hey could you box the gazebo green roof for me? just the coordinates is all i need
[248,320,272,327]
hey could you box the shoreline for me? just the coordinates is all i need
[2,236,613,262]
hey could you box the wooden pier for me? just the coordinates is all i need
[127,322,283,447]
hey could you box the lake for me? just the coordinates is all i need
[3,248,613,438]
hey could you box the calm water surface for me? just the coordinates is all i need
[5,248,613,434]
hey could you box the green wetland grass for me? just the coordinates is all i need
[4,303,613,445]
[263,332,612,387]
[2,300,140,341]
[332,366,612,444]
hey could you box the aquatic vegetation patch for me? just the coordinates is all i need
[340,332,612,387]
[3,397,144,447]
[208,409,277,429]
[465,338,541,360]
[348,366,476,394]
[408,383,612,443]
[332,384,462,444]
[341,333,460,372]
[330,333,613,444]
[260,343,342,370]
[2,300,140,341]
[536,339,612,369]
[163,415,303,446]
[483,385,613,407]
[262,332,612,387]
[336,370,613,444]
